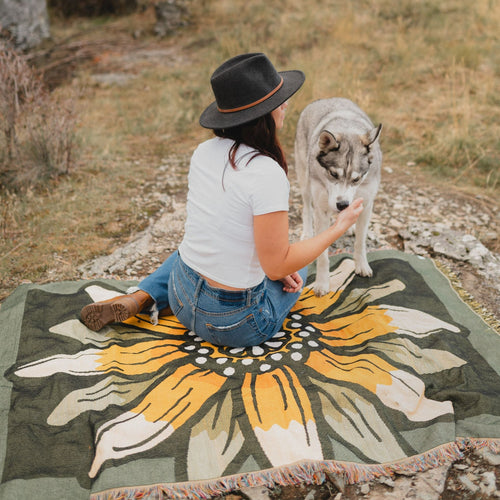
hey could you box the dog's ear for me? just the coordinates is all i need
[318,130,341,152]
[361,124,382,148]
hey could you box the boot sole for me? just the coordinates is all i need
[81,302,131,332]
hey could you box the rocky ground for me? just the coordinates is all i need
[79,154,500,500]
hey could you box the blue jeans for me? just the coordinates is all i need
[138,251,308,347]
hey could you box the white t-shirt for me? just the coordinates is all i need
[178,137,289,288]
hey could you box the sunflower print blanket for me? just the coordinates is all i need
[1,250,499,500]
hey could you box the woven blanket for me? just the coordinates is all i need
[1,250,499,499]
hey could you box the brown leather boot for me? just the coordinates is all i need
[80,290,153,332]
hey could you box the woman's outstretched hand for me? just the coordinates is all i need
[280,272,303,293]
[334,198,364,233]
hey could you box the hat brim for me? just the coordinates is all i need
[199,70,305,129]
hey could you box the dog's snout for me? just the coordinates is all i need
[336,201,350,211]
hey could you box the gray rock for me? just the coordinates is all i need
[360,483,370,495]
[477,447,500,466]
[458,474,480,493]
[154,0,187,37]
[239,486,271,500]
[480,471,497,495]
[90,73,137,87]
[398,222,500,289]
[0,0,50,49]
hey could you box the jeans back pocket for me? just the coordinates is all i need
[203,307,273,347]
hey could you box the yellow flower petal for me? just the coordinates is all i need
[96,339,188,376]
[306,349,394,392]
[242,367,313,431]
[124,314,188,336]
[290,287,342,317]
[242,367,322,464]
[135,363,226,426]
[314,306,396,347]
[89,363,226,478]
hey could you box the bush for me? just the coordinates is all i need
[0,42,78,191]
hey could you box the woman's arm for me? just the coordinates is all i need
[254,198,364,281]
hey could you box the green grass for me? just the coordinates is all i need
[1,0,499,299]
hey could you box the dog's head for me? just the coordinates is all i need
[315,124,382,211]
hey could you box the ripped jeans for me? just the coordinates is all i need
[138,251,308,347]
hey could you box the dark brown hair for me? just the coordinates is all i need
[214,113,288,175]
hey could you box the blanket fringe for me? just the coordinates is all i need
[457,437,500,454]
[90,438,499,500]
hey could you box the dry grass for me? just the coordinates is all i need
[1,0,499,300]
[0,43,78,189]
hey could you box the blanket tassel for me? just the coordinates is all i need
[91,438,499,500]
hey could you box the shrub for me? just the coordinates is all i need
[0,42,78,191]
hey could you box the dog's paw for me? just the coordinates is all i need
[313,283,330,297]
[355,261,373,277]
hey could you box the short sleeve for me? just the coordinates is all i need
[247,157,290,216]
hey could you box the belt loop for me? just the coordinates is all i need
[246,288,252,306]
[194,275,204,302]
[191,275,204,331]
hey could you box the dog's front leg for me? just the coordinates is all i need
[313,206,331,296]
[354,201,373,277]
[301,185,314,240]
[315,248,331,296]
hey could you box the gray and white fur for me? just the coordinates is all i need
[295,98,382,296]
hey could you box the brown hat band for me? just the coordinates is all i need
[217,77,284,113]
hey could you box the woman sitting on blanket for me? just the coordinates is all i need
[81,53,363,347]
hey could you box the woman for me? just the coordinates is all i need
[81,53,363,347]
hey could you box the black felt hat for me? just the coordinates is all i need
[199,53,305,129]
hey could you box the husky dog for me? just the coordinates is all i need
[295,98,382,296]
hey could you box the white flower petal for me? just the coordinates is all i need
[382,305,461,337]
[85,285,124,302]
[89,411,174,478]
[15,349,101,378]
[333,280,406,316]
[313,379,407,463]
[187,392,243,480]
[370,338,466,374]
[47,374,160,426]
[254,420,322,465]
[49,319,157,345]
[376,370,454,421]
[327,258,356,295]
